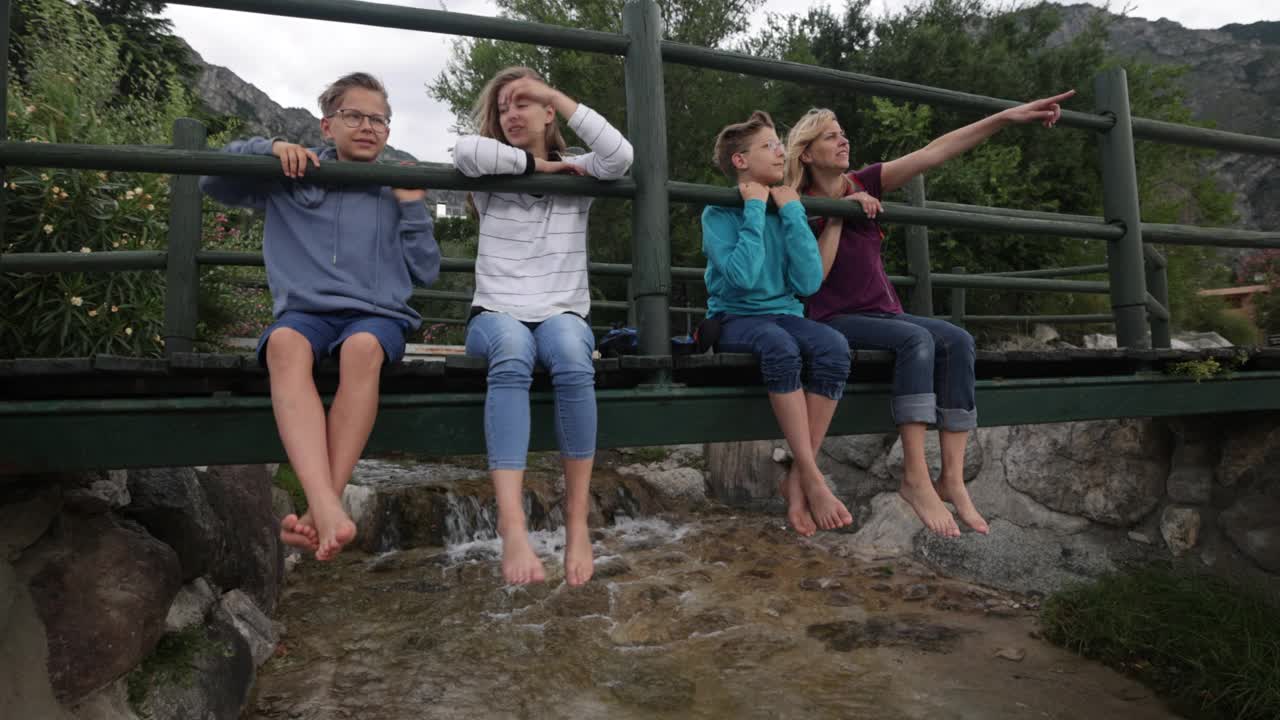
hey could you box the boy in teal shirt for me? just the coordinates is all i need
[702,110,853,537]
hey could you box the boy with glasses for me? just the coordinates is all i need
[200,72,440,561]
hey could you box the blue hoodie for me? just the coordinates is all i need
[199,137,440,328]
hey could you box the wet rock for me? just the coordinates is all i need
[902,583,932,601]
[1159,506,1201,557]
[131,618,255,720]
[604,662,696,711]
[1127,531,1154,545]
[826,591,858,607]
[593,555,633,579]
[546,583,611,618]
[367,551,403,573]
[799,578,823,591]
[916,518,1115,594]
[165,577,218,633]
[995,647,1026,662]
[124,467,219,581]
[64,470,130,514]
[0,478,62,561]
[18,513,181,703]
[679,607,746,637]
[65,678,134,720]
[807,616,966,653]
[870,582,892,593]
[617,466,707,510]
[1002,420,1169,525]
[217,589,277,667]
[201,465,284,614]
[715,629,797,667]
[1220,495,1280,573]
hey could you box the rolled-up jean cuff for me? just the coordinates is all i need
[489,461,527,471]
[561,450,596,460]
[763,373,803,395]
[892,393,937,425]
[805,381,846,401]
[937,406,978,432]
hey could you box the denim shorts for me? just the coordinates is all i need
[257,310,409,366]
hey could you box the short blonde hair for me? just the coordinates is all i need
[784,107,837,191]
[712,110,775,180]
[318,72,391,118]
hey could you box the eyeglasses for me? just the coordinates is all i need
[736,139,784,157]
[328,108,390,133]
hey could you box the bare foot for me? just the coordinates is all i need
[563,523,594,587]
[500,527,546,585]
[311,503,357,561]
[779,467,817,537]
[898,463,960,537]
[938,473,989,534]
[280,512,319,552]
[797,464,853,531]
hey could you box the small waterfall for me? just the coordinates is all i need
[444,492,500,546]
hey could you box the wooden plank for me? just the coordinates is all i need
[169,352,243,372]
[12,358,93,376]
[93,355,170,375]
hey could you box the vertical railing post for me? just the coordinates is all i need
[1144,245,1171,348]
[904,175,933,316]
[623,0,672,383]
[626,276,637,328]
[1095,68,1150,349]
[950,267,966,329]
[0,0,12,259]
[163,118,207,355]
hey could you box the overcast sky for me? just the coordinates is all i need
[163,0,1277,162]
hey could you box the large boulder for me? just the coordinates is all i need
[820,433,898,501]
[124,467,221,582]
[200,465,284,615]
[63,471,130,515]
[705,440,785,507]
[884,431,984,485]
[130,619,255,720]
[1217,421,1280,488]
[17,514,181,703]
[1220,495,1280,573]
[1001,420,1169,526]
[0,477,63,561]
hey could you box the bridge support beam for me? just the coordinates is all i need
[1095,68,1151,349]
[623,0,672,382]
[904,175,933,316]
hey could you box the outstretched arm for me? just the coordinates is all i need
[880,89,1074,193]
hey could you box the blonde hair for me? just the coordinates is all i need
[712,110,774,180]
[784,107,840,192]
[318,72,390,118]
[470,66,567,155]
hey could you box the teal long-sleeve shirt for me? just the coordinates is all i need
[701,198,824,318]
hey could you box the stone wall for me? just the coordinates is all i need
[0,465,284,720]
[707,412,1280,596]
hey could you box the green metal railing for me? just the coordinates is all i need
[3,0,1280,369]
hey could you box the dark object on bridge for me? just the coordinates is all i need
[598,327,639,357]
[694,316,723,354]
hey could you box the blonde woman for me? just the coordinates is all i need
[451,67,633,586]
[784,91,1073,537]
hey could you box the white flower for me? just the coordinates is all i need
[133,186,143,195]
[145,204,155,211]
[42,224,53,234]
[110,305,119,313]
[124,327,133,336]
[79,247,92,254]
[24,105,35,113]
[69,296,83,307]
[88,309,98,317]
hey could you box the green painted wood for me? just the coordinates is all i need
[0,251,168,272]
[1131,117,1280,157]
[1095,68,1150,349]
[5,373,1280,473]
[987,264,1108,278]
[623,0,672,375]
[163,119,207,354]
[950,267,966,329]
[0,142,638,198]
[929,273,1109,293]
[666,182,1122,240]
[1141,223,1280,250]
[658,41,1113,132]
[957,314,1113,324]
[167,0,630,54]
[904,175,933,315]
[1146,256,1172,349]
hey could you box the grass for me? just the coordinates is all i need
[624,446,672,465]
[127,626,227,710]
[273,463,307,516]
[1040,565,1280,720]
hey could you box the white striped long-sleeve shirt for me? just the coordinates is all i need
[452,103,633,323]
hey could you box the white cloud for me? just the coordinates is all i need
[165,0,1274,162]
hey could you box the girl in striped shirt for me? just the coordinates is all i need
[453,66,633,586]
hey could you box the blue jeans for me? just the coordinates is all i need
[717,313,850,400]
[465,311,597,470]
[825,312,976,431]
